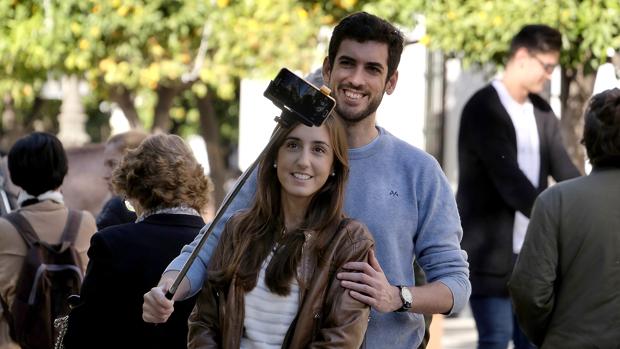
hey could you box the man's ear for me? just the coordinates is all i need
[386,70,399,95]
[322,57,331,84]
[513,47,530,66]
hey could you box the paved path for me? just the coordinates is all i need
[438,306,514,349]
[426,305,477,349]
[442,312,478,349]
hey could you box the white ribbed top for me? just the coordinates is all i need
[240,254,299,349]
[492,80,541,254]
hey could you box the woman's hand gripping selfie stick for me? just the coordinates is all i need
[164,111,307,300]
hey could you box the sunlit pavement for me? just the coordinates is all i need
[442,311,478,349]
[433,305,514,349]
[426,305,477,349]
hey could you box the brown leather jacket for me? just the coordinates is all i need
[188,218,375,349]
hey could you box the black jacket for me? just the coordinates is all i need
[96,195,137,230]
[64,213,205,349]
[457,85,580,297]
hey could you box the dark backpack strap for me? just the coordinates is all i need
[4,212,39,248]
[61,210,82,244]
[0,292,15,340]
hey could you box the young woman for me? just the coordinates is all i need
[188,115,375,348]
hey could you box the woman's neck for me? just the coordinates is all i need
[281,197,308,232]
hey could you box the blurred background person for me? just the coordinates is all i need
[510,88,620,348]
[457,24,580,349]
[63,134,212,349]
[96,130,149,230]
[0,132,97,349]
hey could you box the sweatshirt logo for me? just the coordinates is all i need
[389,190,399,197]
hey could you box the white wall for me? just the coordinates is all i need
[238,79,282,170]
[375,42,427,150]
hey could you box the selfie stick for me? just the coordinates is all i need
[165,110,307,299]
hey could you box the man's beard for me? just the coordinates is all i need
[334,89,384,124]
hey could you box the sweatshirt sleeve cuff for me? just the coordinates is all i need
[438,277,472,315]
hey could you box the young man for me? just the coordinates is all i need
[457,24,580,349]
[144,12,470,348]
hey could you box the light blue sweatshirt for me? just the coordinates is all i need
[167,127,470,348]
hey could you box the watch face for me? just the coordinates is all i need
[401,287,413,304]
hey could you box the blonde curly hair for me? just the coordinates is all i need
[112,134,213,212]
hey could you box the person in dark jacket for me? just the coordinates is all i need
[457,24,581,349]
[96,130,148,230]
[509,88,620,348]
[63,134,212,349]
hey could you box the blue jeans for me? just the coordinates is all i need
[470,296,536,349]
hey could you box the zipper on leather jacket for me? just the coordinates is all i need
[298,231,313,303]
[311,312,321,338]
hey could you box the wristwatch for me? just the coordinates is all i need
[396,285,413,312]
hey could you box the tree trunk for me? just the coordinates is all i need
[24,96,45,130]
[109,86,142,129]
[424,50,446,165]
[1,94,16,134]
[151,85,181,133]
[560,66,595,174]
[1,94,20,152]
[197,90,228,207]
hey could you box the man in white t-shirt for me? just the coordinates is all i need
[457,24,580,349]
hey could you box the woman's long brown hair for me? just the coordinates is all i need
[209,115,349,295]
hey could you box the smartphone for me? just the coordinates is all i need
[264,68,336,127]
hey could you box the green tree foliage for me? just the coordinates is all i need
[422,0,620,71]
[1,1,329,127]
[0,0,360,203]
[0,0,415,136]
[419,0,620,169]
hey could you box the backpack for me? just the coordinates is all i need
[2,210,83,349]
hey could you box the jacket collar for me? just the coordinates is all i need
[18,199,65,213]
[140,213,205,228]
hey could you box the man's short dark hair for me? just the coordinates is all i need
[8,132,68,196]
[509,24,562,58]
[582,88,620,168]
[328,12,404,81]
